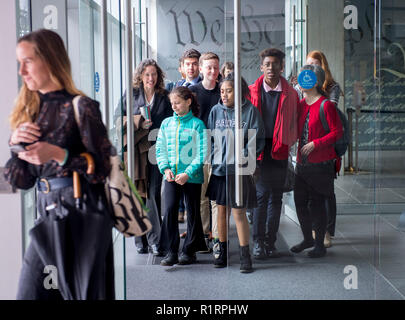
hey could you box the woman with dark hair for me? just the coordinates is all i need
[156,86,208,266]
[206,73,265,273]
[290,64,343,258]
[5,29,114,299]
[115,58,172,256]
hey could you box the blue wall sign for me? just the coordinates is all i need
[298,69,317,89]
[94,72,100,92]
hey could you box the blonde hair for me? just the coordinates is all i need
[199,52,219,66]
[10,29,85,130]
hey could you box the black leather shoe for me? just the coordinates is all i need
[267,248,281,258]
[290,240,314,253]
[307,247,326,258]
[149,244,163,256]
[253,240,267,260]
[178,252,197,265]
[160,253,178,266]
[136,247,148,254]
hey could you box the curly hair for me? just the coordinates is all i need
[132,59,166,95]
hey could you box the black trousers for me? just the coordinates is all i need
[158,180,207,255]
[135,163,163,249]
[294,163,335,248]
[326,193,337,236]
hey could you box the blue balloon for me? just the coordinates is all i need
[298,69,317,89]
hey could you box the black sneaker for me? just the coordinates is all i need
[178,252,197,265]
[136,246,148,254]
[149,244,163,257]
[160,253,178,266]
[198,235,212,254]
[290,240,314,253]
[253,240,266,260]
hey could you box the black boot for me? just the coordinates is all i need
[214,241,227,268]
[239,245,253,273]
[308,229,326,258]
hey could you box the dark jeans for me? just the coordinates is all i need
[252,180,283,247]
[294,163,335,248]
[135,163,163,249]
[252,141,287,247]
[158,180,207,255]
[179,192,186,213]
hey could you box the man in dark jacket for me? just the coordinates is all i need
[249,48,299,259]
[166,48,202,91]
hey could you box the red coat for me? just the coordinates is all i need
[249,75,299,160]
[297,96,343,164]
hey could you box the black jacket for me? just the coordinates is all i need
[115,86,172,132]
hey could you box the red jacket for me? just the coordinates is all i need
[249,75,299,160]
[297,96,343,164]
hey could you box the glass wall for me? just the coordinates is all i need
[17,0,129,299]
[375,0,405,298]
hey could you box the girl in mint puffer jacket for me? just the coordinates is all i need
[156,87,208,266]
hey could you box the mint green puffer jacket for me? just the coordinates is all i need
[156,111,207,184]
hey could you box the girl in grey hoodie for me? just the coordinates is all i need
[206,73,265,273]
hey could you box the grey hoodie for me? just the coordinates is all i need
[207,99,265,176]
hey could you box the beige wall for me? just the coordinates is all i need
[0,1,22,300]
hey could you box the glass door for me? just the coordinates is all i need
[18,0,129,300]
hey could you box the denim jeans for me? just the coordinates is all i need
[252,180,284,247]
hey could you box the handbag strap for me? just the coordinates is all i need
[72,95,82,127]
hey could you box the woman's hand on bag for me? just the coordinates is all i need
[175,173,189,185]
[164,169,175,182]
[18,142,66,165]
[10,122,41,145]
[300,141,315,157]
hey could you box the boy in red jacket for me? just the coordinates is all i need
[249,48,299,259]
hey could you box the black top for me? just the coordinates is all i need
[300,112,310,164]
[261,89,281,139]
[4,89,113,190]
[115,86,172,133]
[189,82,220,127]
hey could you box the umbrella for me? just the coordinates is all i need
[29,153,115,300]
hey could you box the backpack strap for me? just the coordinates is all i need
[319,99,330,133]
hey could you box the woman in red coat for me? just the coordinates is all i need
[290,64,343,258]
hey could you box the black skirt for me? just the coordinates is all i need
[206,174,257,209]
